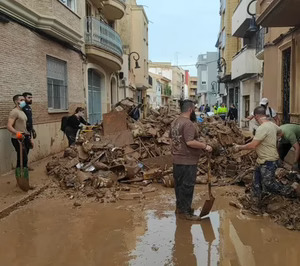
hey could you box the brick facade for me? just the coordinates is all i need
[0,20,85,129]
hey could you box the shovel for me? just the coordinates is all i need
[16,133,30,192]
[200,153,215,218]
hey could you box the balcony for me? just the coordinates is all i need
[232,45,262,80]
[162,86,172,97]
[232,0,253,37]
[85,17,123,71]
[256,0,300,27]
[256,28,265,60]
[0,0,83,47]
[103,0,126,20]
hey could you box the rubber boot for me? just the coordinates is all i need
[15,167,21,178]
[23,167,29,179]
[15,167,22,187]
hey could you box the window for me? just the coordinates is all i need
[47,56,68,110]
[60,0,76,12]
[222,29,226,48]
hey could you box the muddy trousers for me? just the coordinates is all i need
[252,161,294,199]
[173,164,197,214]
[11,138,29,168]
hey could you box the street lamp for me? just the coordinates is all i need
[211,81,219,96]
[128,51,141,69]
[217,57,227,75]
[246,0,258,34]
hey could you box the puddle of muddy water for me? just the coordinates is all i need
[129,210,221,266]
[1,186,300,266]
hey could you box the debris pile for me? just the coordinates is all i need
[46,99,256,202]
[236,169,300,230]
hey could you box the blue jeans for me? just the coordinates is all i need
[253,161,294,199]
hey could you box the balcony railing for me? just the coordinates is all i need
[85,17,123,57]
[256,27,265,58]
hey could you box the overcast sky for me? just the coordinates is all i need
[137,0,220,76]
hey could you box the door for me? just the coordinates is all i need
[244,96,250,118]
[282,48,291,124]
[229,88,234,106]
[88,69,102,124]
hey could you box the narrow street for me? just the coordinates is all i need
[1,160,300,266]
[1,0,300,265]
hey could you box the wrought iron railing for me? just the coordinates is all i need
[256,27,265,55]
[85,17,123,57]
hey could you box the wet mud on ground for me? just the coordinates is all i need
[1,183,300,266]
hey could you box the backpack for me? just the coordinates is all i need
[61,116,69,133]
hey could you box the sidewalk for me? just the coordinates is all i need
[0,155,54,219]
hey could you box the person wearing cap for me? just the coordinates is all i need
[278,124,300,171]
[247,98,280,135]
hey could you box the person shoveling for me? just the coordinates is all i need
[235,106,300,206]
[170,100,213,221]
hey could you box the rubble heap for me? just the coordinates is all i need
[238,169,300,230]
[46,99,256,202]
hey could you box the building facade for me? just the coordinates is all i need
[189,76,198,102]
[84,0,125,123]
[256,0,300,124]
[0,0,86,174]
[196,52,220,107]
[231,0,263,127]
[147,72,171,109]
[217,0,240,109]
[117,0,149,107]
[149,62,185,108]
[0,0,127,174]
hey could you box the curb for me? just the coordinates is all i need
[0,183,49,220]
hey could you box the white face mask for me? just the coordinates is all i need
[78,112,84,117]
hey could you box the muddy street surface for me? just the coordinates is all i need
[1,178,300,266]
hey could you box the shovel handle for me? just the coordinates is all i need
[19,139,23,177]
[207,152,211,183]
[207,153,212,197]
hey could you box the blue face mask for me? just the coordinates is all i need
[19,101,26,108]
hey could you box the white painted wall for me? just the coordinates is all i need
[232,48,262,80]
[0,122,67,174]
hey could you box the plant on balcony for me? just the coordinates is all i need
[165,85,172,96]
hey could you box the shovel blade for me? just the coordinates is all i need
[18,177,30,192]
[199,197,215,218]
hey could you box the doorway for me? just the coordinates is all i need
[111,78,117,108]
[282,48,291,124]
[244,95,250,118]
[88,69,102,124]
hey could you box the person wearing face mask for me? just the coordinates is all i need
[170,100,213,221]
[65,107,89,146]
[7,94,31,181]
[235,106,300,205]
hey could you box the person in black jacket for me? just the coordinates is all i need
[65,107,89,146]
[227,104,238,122]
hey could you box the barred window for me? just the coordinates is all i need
[47,56,68,110]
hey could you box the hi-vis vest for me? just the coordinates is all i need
[217,107,227,115]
